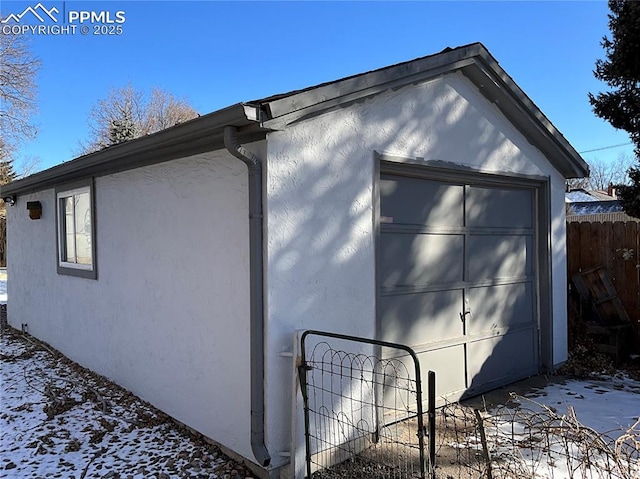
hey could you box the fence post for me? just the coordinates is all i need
[428,370,436,479]
[298,331,313,479]
[474,409,493,479]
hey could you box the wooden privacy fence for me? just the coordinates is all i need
[567,221,640,347]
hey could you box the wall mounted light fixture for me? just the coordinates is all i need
[27,201,42,220]
[3,195,16,206]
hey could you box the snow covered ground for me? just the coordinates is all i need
[0,268,7,304]
[1,283,639,479]
[3,326,639,479]
[482,378,640,479]
[432,374,640,479]
[523,377,640,435]
[0,329,254,479]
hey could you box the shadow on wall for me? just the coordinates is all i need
[266,75,547,466]
[379,178,537,400]
[298,332,426,476]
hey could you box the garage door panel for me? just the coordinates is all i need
[468,235,532,281]
[417,346,466,401]
[467,283,534,334]
[380,233,464,287]
[466,186,533,228]
[382,346,466,407]
[378,173,538,400]
[380,175,464,227]
[466,329,537,394]
[380,290,464,345]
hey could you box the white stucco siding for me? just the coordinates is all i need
[550,174,569,366]
[265,71,569,460]
[7,189,57,333]
[7,151,255,459]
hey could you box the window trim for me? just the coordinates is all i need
[55,179,97,279]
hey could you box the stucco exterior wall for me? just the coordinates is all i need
[265,71,568,464]
[7,151,255,459]
[6,70,571,474]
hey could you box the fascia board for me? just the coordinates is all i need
[464,51,589,179]
[260,43,589,180]
[2,104,266,197]
[261,59,477,131]
[261,44,485,129]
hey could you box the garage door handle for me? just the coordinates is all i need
[460,311,471,321]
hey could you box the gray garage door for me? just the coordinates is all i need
[378,172,539,401]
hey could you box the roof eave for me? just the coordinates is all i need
[465,49,589,179]
[3,44,589,197]
[260,44,484,129]
[258,43,589,180]
[1,103,266,197]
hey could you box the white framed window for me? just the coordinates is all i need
[56,180,97,279]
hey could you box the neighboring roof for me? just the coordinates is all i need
[2,42,589,198]
[569,202,623,215]
[566,190,599,203]
[565,188,619,203]
[566,189,622,216]
[589,190,620,201]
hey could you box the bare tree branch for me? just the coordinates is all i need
[15,155,42,178]
[79,84,198,154]
[0,31,40,148]
[567,153,634,191]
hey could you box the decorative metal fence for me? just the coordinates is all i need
[298,330,436,479]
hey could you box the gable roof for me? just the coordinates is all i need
[2,43,588,198]
[249,43,588,178]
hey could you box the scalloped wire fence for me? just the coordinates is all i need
[298,331,434,479]
[433,396,640,479]
[296,330,639,479]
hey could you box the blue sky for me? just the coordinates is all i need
[1,0,634,172]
